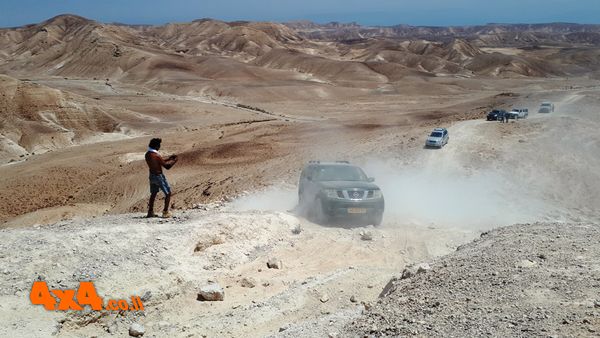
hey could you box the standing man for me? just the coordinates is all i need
[145,138,178,218]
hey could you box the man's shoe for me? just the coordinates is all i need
[162,211,172,218]
[146,213,158,218]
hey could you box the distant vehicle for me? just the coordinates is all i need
[539,102,555,113]
[496,110,509,122]
[506,111,519,119]
[425,128,449,148]
[487,109,508,121]
[298,161,385,226]
[509,108,529,119]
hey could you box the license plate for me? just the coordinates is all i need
[347,208,367,214]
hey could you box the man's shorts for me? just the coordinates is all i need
[149,173,171,195]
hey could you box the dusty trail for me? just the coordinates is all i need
[34,78,322,123]
[388,87,600,229]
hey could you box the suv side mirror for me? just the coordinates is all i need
[367,177,375,182]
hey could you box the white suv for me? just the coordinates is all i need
[509,108,529,119]
[425,128,449,148]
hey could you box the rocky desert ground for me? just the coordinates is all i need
[0,15,599,337]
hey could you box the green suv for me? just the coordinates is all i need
[298,161,385,226]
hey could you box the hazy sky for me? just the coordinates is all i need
[1,0,599,28]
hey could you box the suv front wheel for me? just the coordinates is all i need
[311,198,329,224]
[370,214,383,226]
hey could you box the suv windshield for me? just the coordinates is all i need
[313,165,368,182]
[430,132,443,137]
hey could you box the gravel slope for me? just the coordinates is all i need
[347,222,600,337]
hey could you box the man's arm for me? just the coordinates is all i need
[163,155,178,170]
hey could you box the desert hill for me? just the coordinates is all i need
[137,19,305,60]
[0,14,589,85]
[0,15,170,80]
[287,21,600,46]
[0,74,152,161]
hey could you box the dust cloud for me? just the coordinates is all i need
[229,158,549,230]
[362,159,548,230]
[229,184,297,212]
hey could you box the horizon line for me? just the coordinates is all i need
[1,13,600,30]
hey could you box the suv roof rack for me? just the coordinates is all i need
[308,160,320,164]
[335,160,350,164]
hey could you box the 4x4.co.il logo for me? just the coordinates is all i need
[30,281,144,311]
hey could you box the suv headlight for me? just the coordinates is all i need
[323,189,339,199]
[372,190,382,198]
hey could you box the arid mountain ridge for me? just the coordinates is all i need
[286,20,600,45]
[1,14,599,81]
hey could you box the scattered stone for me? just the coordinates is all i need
[515,259,537,268]
[359,231,373,241]
[292,224,302,234]
[350,295,358,303]
[197,284,225,301]
[141,291,152,302]
[129,323,145,337]
[417,263,431,273]
[320,294,330,303]
[157,321,171,330]
[240,277,256,288]
[379,277,399,297]
[401,263,431,280]
[106,322,117,334]
[267,258,283,269]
